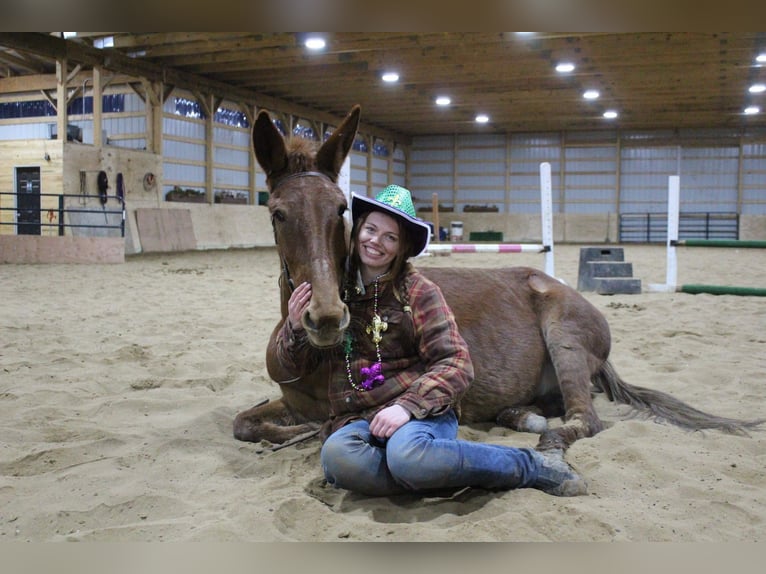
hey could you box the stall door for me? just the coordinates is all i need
[16,167,41,235]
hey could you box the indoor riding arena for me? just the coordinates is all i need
[1,33,765,546]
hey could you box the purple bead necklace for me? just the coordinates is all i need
[344,275,387,391]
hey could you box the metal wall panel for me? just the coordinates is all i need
[162,139,206,161]
[213,168,249,187]
[164,163,205,183]
[213,147,249,166]
[620,146,679,213]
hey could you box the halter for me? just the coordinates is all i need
[270,170,335,192]
[270,171,339,295]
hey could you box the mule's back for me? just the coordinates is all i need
[420,266,611,422]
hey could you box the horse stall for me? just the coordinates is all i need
[0,139,162,263]
[0,139,275,262]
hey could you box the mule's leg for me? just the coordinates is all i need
[496,406,549,434]
[233,399,320,445]
[536,344,604,451]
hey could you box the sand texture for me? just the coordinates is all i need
[1,244,765,541]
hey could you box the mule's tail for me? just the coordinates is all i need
[592,360,765,435]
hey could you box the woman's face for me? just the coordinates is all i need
[356,211,401,279]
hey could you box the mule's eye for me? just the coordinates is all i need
[337,205,347,217]
[272,210,286,223]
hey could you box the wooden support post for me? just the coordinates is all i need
[92,66,103,147]
[56,58,67,144]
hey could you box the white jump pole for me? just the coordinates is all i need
[539,162,555,277]
[648,175,680,293]
[424,163,555,278]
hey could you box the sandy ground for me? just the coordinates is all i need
[1,243,765,542]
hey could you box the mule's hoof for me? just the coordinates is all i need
[535,430,568,452]
[522,413,548,434]
[530,449,588,497]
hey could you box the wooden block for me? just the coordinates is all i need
[594,277,643,295]
[135,208,197,253]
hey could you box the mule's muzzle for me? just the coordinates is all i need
[303,304,350,348]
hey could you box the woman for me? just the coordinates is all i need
[275,184,586,497]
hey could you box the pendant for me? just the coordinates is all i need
[366,313,388,344]
[360,362,384,390]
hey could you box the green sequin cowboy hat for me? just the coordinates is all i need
[351,185,431,257]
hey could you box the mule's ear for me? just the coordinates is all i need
[253,110,288,179]
[316,105,361,180]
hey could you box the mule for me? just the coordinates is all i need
[233,104,763,451]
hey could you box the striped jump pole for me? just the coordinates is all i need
[427,243,549,254]
[648,175,766,296]
[424,162,555,277]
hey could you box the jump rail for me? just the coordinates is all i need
[648,176,766,296]
[426,243,550,254]
[423,162,555,277]
[672,239,766,249]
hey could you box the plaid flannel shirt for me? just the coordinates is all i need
[272,268,474,436]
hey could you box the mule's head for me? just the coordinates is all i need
[253,105,361,348]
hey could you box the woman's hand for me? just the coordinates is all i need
[288,281,311,330]
[370,404,412,439]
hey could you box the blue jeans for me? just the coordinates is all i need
[320,409,542,496]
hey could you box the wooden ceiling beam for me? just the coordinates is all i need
[0,32,406,143]
[0,49,48,74]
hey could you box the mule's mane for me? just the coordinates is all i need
[284,138,322,177]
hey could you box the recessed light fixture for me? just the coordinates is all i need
[744,106,761,115]
[749,83,766,94]
[583,90,600,100]
[381,72,399,83]
[603,110,618,119]
[435,96,451,106]
[756,53,766,64]
[555,62,575,73]
[475,114,490,124]
[93,36,114,49]
[305,37,326,50]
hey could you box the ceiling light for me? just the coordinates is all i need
[305,37,326,50]
[603,110,618,119]
[93,36,114,49]
[749,83,766,94]
[381,72,399,83]
[475,114,490,124]
[62,32,77,39]
[583,90,600,100]
[435,96,451,106]
[555,62,575,73]
[744,106,761,115]
[756,53,766,63]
